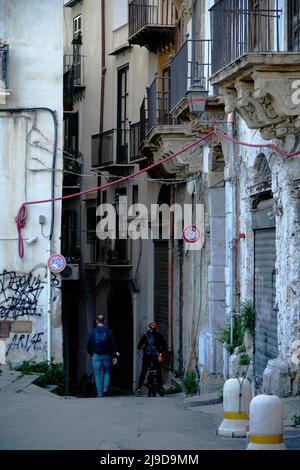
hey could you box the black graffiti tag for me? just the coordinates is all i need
[51,273,61,290]
[6,332,44,356]
[0,271,44,320]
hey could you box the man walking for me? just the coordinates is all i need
[87,315,118,398]
[136,322,166,395]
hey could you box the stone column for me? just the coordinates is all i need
[206,172,226,373]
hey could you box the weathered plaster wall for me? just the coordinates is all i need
[237,117,300,394]
[0,0,63,364]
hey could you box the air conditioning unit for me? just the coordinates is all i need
[61,263,80,281]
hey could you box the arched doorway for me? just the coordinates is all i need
[107,282,133,393]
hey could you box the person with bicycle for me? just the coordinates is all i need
[136,322,166,395]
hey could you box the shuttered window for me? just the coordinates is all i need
[154,241,169,344]
[254,228,278,389]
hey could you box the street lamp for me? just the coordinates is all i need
[186,79,209,115]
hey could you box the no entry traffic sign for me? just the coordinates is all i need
[48,254,66,274]
[183,225,201,244]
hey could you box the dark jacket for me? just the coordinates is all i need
[87,326,118,357]
[137,329,166,356]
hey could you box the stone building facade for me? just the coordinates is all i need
[61,0,300,397]
[0,0,64,365]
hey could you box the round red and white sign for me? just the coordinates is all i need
[183,225,201,244]
[48,254,66,274]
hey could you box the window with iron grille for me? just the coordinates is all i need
[0,44,9,88]
[73,14,82,36]
[288,0,300,51]
[117,66,129,163]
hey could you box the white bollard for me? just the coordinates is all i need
[247,394,286,450]
[218,377,252,438]
[0,340,6,364]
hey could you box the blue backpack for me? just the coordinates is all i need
[145,330,158,356]
[94,327,111,354]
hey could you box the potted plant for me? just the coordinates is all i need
[72,32,83,46]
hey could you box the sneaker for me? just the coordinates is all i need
[136,388,142,394]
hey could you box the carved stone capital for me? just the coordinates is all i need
[212,55,300,140]
[141,126,202,177]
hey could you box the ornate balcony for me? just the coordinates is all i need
[209,0,300,139]
[91,129,135,174]
[128,0,176,52]
[139,77,203,177]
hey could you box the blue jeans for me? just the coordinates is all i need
[92,354,112,397]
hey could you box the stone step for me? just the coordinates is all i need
[1,374,40,393]
[0,365,21,391]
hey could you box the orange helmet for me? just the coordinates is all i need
[148,322,158,329]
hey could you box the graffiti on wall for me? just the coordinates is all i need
[6,332,44,355]
[0,270,44,320]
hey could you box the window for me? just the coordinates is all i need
[117,66,129,163]
[62,210,77,256]
[288,0,300,52]
[114,189,127,261]
[73,14,82,85]
[73,15,82,36]
[87,207,96,244]
[132,185,139,206]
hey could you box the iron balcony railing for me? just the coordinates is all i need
[63,53,85,87]
[170,39,212,112]
[0,44,9,88]
[147,76,178,130]
[128,0,175,38]
[139,98,148,143]
[91,129,129,167]
[210,0,287,75]
[130,121,147,162]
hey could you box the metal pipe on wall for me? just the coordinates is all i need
[168,185,175,354]
[226,112,236,347]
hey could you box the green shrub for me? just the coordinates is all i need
[35,364,66,396]
[14,361,66,396]
[240,301,256,336]
[239,353,250,366]
[292,414,300,427]
[182,370,197,396]
[164,383,182,395]
[218,387,224,402]
[218,314,244,354]
[218,301,256,354]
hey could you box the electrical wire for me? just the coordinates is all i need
[16,128,300,258]
[16,132,214,258]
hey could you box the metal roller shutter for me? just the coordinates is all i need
[254,228,278,389]
[154,241,169,343]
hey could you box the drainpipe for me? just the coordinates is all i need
[99,0,106,136]
[168,186,175,355]
[132,292,138,392]
[226,112,236,348]
[47,241,52,363]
